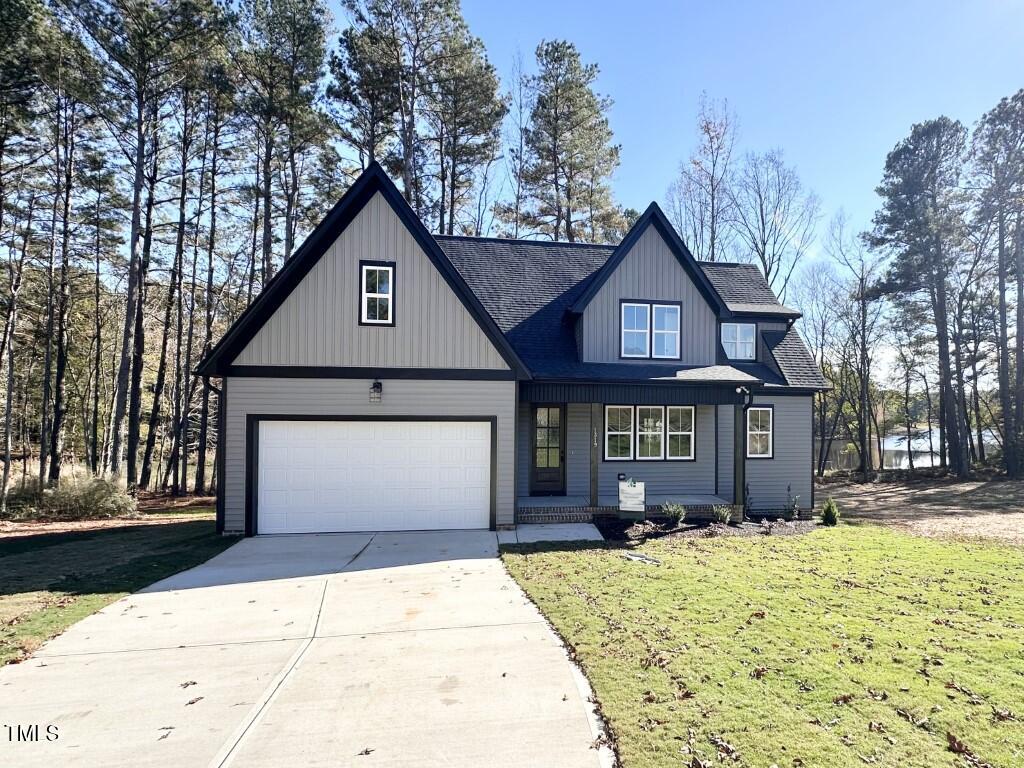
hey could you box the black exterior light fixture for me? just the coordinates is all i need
[369,380,383,403]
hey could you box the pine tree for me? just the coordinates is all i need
[520,40,620,243]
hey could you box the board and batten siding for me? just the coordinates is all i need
[579,226,718,365]
[233,192,508,370]
[597,405,717,497]
[744,395,813,511]
[223,377,516,533]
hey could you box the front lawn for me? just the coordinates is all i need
[503,526,1024,768]
[0,520,235,665]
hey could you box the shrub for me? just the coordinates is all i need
[783,484,800,521]
[660,503,686,527]
[820,497,840,526]
[712,504,734,525]
[3,478,137,521]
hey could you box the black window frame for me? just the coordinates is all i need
[358,259,397,327]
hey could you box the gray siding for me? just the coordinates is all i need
[597,405,717,497]
[745,395,813,512]
[566,403,591,497]
[223,377,516,533]
[716,404,735,502]
[234,192,508,370]
[515,402,591,498]
[580,226,718,365]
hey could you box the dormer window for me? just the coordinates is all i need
[360,260,395,326]
[621,301,680,359]
[722,322,755,360]
[620,303,650,357]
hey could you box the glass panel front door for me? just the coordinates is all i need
[531,405,565,494]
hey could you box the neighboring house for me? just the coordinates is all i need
[197,164,828,535]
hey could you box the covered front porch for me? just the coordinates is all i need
[515,378,751,523]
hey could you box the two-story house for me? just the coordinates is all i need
[197,164,827,535]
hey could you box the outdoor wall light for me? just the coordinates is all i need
[370,380,383,403]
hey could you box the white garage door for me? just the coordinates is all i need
[256,420,491,534]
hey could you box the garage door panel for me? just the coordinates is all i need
[257,420,490,534]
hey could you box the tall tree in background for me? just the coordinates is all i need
[730,149,820,301]
[493,50,531,238]
[667,93,736,261]
[972,90,1024,478]
[520,40,620,242]
[870,117,971,478]
[424,29,505,235]
[327,24,399,167]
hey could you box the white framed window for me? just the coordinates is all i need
[722,322,756,360]
[620,303,650,358]
[747,406,773,458]
[605,406,634,460]
[652,304,680,359]
[636,406,664,460]
[666,406,695,460]
[360,262,394,325]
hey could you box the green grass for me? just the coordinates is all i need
[0,520,235,665]
[502,526,1024,768]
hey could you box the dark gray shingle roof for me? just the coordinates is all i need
[699,262,801,317]
[763,328,830,389]
[436,235,820,388]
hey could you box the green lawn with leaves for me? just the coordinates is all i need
[502,526,1024,768]
[0,520,235,665]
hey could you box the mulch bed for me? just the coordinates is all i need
[593,515,818,543]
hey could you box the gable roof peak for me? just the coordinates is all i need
[566,199,728,316]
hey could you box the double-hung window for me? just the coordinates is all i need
[652,304,680,359]
[666,406,695,460]
[620,303,650,357]
[747,406,773,458]
[722,322,755,360]
[636,407,664,460]
[360,261,395,325]
[605,406,634,460]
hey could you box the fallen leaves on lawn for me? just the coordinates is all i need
[991,707,1016,722]
[833,693,855,705]
[750,666,768,680]
[185,697,203,706]
[945,679,985,705]
[746,610,766,624]
[946,731,992,768]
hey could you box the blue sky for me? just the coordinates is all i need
[456,0,1024,235]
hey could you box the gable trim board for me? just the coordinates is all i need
[227,365,516,381]
[568,202,728,317]
[195,162,529,379]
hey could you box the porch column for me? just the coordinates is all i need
[589,403,601,507]
[733,403,746,512]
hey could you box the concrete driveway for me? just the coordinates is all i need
[0,531,608,768]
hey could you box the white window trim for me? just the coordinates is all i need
[722,322,756,360]
[361,264,394,324]
[746,406,774,459]
[651,304,681,359]
[635,406,665,460]
[620,303,651,358]
[666,405,695,460]
[604,405,634,461]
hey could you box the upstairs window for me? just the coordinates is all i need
[360,261,394,325]
[652,304,680,359]
[747,406,773,458]
[722,322,755,360]
[620,303,650,358]
[622,301,679,359]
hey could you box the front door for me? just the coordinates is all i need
[530,405,565,495]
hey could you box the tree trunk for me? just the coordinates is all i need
[195,108,220,493]
[126,128,158,489]
[261,121,273,282]
[933,267,967,476]
[1014,210,1024,477]
[110,93,148,477]
[90,191,102,474]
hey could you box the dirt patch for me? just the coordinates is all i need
[0,512,214,539]
[824,478,1024,544]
